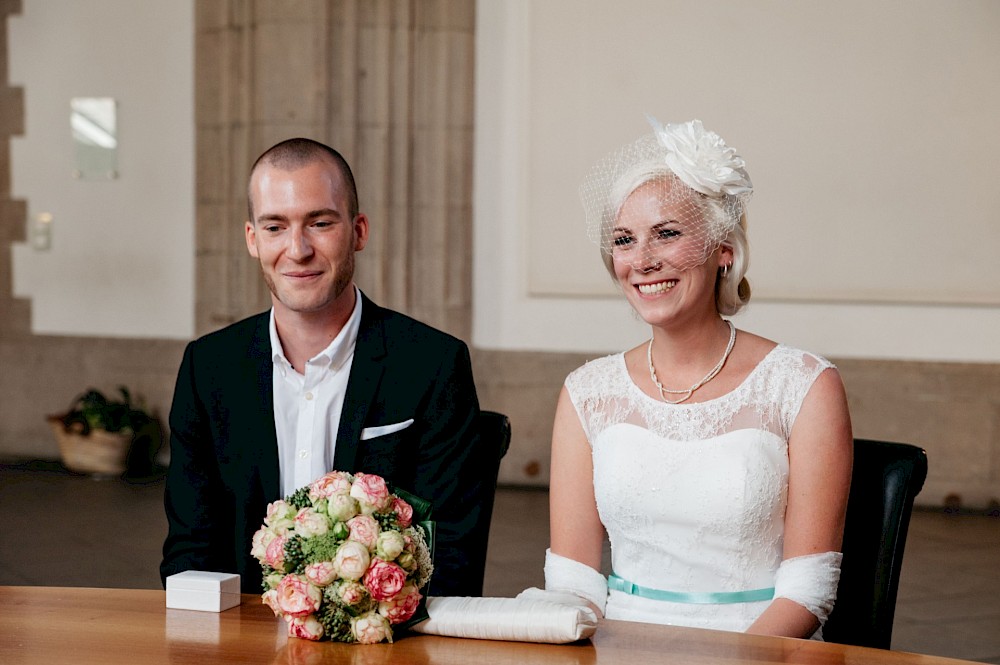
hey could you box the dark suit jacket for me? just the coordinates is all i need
[160,293,490,595]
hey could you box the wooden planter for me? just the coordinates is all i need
[47,418,132,476]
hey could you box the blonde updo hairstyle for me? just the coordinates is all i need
[717,214,751,316]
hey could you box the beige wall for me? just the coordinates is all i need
[2,1,999,509]
[473,0,1000,361]
[0,0,188,461]
[474,0,1000,508]
[8,0,195,339]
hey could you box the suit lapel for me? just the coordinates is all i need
[247,312,280,501]
[333,292,387,471]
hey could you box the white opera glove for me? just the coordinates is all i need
[541,548,608,615]
[773,551,843,625]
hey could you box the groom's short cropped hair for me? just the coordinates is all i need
[247,137,359,220]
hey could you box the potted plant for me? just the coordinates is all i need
[47,386,160,477]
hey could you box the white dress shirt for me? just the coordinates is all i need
[270,287,363,498]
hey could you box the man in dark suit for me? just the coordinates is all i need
[161,138,492,596]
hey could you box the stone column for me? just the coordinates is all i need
[194,0,475,340]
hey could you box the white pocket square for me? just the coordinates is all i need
[360,418,414,440]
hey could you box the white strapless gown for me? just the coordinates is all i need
[565,344,832,633]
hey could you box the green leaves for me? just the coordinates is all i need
[58,386,153,435]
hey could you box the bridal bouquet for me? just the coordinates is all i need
[252,471,435,643]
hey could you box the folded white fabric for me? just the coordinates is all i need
[410,594,598,643]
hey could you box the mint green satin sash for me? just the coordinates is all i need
[608,573,775,604]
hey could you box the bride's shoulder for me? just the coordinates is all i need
[735,330,834,385]
[567,351,623,378]
[565,352,627,394]
[736,329,778,359]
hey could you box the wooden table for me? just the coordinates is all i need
[0,586,981,664]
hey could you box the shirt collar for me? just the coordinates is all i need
[268,285,364,372]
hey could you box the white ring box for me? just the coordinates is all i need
[166,571,241,612]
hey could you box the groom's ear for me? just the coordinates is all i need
[246,220,260,258]
[352,213,370,252]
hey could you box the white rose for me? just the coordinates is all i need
[293,507,331,538]
[304,561,338,587]
[351,611,392,644]
[376,530,405,561]
[326,493,360,522]
[250,526,276,561]
[334,540,371,581]
[265,500,297,532]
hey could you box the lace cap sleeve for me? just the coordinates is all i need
[564,354,627,446]
[764,347,835,437]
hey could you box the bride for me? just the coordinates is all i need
[545,118,853,639]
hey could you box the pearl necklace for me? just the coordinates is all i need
[647,320,736,405]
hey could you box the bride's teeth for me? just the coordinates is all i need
[638,281,676,294]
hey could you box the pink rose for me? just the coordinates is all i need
[350,473,392,513]
[363,558,407,601]
[285,614,324,641]
[304,561,338,587]
[337,580,368,606]
[334,540,371,581]
[264,534,287,571]
[391,497,413,528]
[276,575,322,618]
[378,582,422,624]
[261,589,281,616]
[293,507,331,538]
[309,471,353,500]
[351,611,392,644]
[346,515,380,550]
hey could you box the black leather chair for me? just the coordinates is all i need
[823,438,928,649]
[466,410,511,594]
[481,409,512,463]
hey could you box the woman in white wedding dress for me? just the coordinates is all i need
[544,118,853,639]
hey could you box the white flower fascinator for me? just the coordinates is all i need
[648,116,752,198]
[580,116,753,271]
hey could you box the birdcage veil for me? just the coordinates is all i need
[580,117,752,273]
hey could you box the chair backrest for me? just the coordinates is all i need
[823,438,928,649]
[462,410,512,594]
[480,410,512,462]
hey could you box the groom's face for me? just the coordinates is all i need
[245,158,369,318]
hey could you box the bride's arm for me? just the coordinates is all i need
[547,386,607,615]
[747,367,854,638]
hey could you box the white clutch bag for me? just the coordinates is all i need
[410,588,598,643]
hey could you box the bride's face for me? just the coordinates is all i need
[611,179,730,327]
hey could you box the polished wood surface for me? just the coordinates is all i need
[0,587,980,664]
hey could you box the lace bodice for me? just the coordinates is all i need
[565,344,832,631]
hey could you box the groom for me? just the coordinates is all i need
[161,138,491,596]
